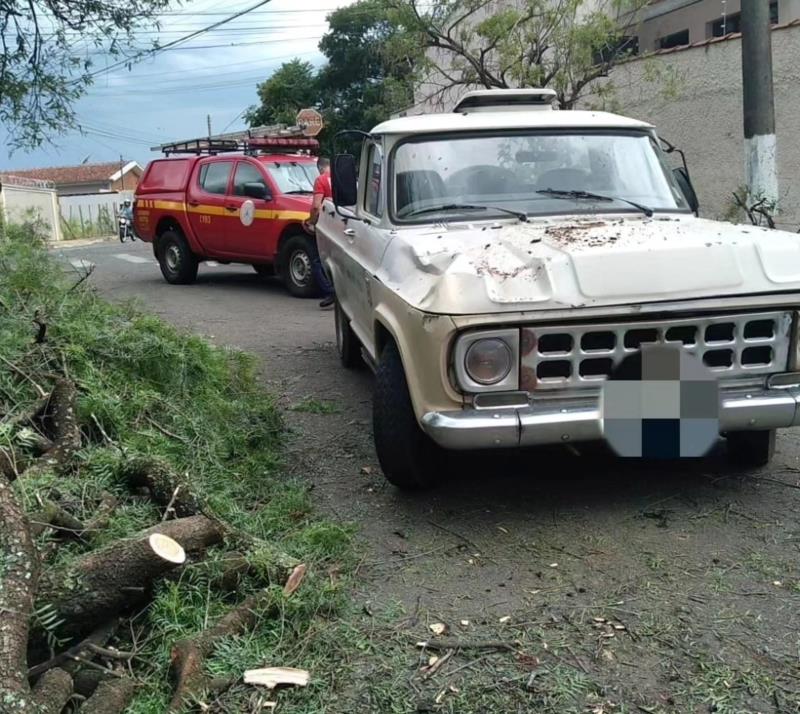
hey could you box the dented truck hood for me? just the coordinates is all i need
[376,214,800,315]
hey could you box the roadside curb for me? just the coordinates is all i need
[49,236,115,249]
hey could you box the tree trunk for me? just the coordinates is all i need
[0,475,38,706]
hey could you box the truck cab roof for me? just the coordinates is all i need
[371,109,653,136]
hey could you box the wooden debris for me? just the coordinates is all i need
[244,667,310,689]
[283,563,307,596]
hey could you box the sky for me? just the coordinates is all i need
[1,0,355,171]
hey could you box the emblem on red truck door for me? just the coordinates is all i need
[240,200,255,227]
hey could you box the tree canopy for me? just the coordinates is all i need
[1,0,172,149]
[246,0,418,154]
[388,0,647,109]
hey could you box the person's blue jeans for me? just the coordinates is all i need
[308,237,334,298]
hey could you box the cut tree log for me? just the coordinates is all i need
[0,474,39,707]
[80,676,137,714]
[38,521,217,638]
[30,668,73,714]
[142,515,225,554]
[168,591,279,712]
[121,456,201,518]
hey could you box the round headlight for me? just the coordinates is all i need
[465,338,512,385]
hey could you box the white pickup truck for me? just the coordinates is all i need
[317,88,800,490]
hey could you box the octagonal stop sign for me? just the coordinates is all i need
[296,108,324,137]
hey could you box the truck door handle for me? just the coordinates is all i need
[188,200,200,207]
[344,228,356,237]
[225,205,237,212]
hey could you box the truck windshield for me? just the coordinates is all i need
[266,161,319,194]
[392,131,690,222]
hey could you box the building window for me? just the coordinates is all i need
[709,1,778,38]
[658,29,689,49]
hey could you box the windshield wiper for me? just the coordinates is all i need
[404,203,528,222]
[536,189,653,217]
[284,189,313,194]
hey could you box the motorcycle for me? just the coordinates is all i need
[118,215,136,243]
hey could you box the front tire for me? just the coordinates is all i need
[726,430,776,468]
[279,234,317,298]
[373,341,443,490]
[157,229,198,285]
[335,300,363,369]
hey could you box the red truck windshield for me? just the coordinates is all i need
[265,161,319,194]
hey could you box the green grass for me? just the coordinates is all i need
[0,219,357,712]
[290,397,340,414]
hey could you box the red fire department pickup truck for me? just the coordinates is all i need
[133,133,321,297]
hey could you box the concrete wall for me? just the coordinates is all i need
[0,184,62,242]
[588,23,800,231]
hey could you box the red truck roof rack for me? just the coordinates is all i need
[154,125,320,157]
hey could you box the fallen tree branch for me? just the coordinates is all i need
[29,621,120,680]
[168,591,279,712]
[84,491,119,534]
[0,474,39,704]
[121,457,202,518]
[416,639,517,651]
[29,500,87,538]
[80,675,136,714]
[0,353,47,398]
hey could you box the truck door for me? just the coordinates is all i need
[186,158,235,256]
[225,160,276,260]
[341,141,392,351]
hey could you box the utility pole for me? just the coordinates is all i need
[741,0,778,208]
[119,154,125,191]
[207,114,212,140]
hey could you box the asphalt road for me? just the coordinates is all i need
[53,237,800,710]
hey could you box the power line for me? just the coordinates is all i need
[81,0,276,82]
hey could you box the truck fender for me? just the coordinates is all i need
[154,216,204,257]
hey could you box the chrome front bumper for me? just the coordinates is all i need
[420,387,800,450]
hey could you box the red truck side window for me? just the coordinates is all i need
[233,163,267,195]
[199,162,233,195]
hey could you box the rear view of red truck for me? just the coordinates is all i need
[134,132,322,297]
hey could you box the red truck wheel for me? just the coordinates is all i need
[279,234,318,298]
[157,230,198,285]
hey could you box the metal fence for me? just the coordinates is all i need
[59,191,134,239]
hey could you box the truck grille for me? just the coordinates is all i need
[520,311,793,391]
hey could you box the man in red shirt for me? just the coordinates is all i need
[306,157,335,308]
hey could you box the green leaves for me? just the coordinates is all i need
[1,0,172,150]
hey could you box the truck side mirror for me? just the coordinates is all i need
[243,182,271,201]
[673,167,699,215]
[332,154,358,208]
